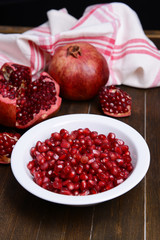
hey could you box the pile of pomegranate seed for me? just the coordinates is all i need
[27,128,133,196]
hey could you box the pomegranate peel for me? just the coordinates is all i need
[0,62,62,129]
[0,132,21,164]
[99,85,132,117]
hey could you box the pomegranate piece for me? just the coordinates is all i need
[27,128,133,196]
[0,132,20,164]
[0,62,62,129]
[99,85,132,117]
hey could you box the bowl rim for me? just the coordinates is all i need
[11,114,150,206]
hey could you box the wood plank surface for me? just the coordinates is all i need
[146,88,160,240]
[0,25,160,37]
[0,25,160,240]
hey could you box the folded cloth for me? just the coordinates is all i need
[0,3,160,88]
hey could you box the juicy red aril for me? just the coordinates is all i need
[0,132,21,164]
[9,64,31,87]
[99,85,132,117]
[16,78,57,126]
[0,64,31,97]
[27,128,133,196]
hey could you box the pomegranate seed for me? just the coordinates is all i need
[80,154,89,163]
[121,145,129,152]
[98,180,106,188]
[109,152,117,161]
[63,165,71,175]
[91,161,99,171]
[40,162,49,171]
[60,188,72,195]
[36,177,43,186]
[115,178,124,185]
[27,128,133,196]
[72,175,79,184]
[60,129,69,138]
[116,158,124,166]
[68,169,76,179]
[80,172,88,180]
[80,180,87,190]
[92,149,100,157]
[67,182,75,191]
[94,138,102,146]
[27,160,35,170]
[80,190,90,196]
[88,180,96,188]
[110,166,119,176]
[60,139,70,149]
[53,180,62,189]
[107,132,116,141]
[51,132,61,141]
[90,188,97,194]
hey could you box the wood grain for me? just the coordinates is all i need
[146,88,160,240]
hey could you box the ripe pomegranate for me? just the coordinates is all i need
[0,132,20,164]
[99,85,132,117]
[0,62,62,129]
[27,128,133,196]
[48,42,109,100]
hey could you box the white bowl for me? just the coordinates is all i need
[11,114,150,206]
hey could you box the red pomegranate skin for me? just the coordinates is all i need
[48,42,109,100]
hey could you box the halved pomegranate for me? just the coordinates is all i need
[0,132,20,164]
[0,63,62,129]
[99,85,132,117]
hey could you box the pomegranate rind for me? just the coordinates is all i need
[0,155,10,164]
[0,96,16,127]
[102,105,131,117]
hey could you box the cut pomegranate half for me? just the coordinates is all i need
[99,85,132,117]
[0,62,62,129]
[0,132,21,164]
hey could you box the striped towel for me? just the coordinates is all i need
[0,2,160,88]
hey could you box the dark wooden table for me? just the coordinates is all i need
[0,26,160,240]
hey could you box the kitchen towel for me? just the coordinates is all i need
[0,2,160,88]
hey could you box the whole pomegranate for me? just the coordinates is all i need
[0,63,62,129]
[48,42,109,100]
